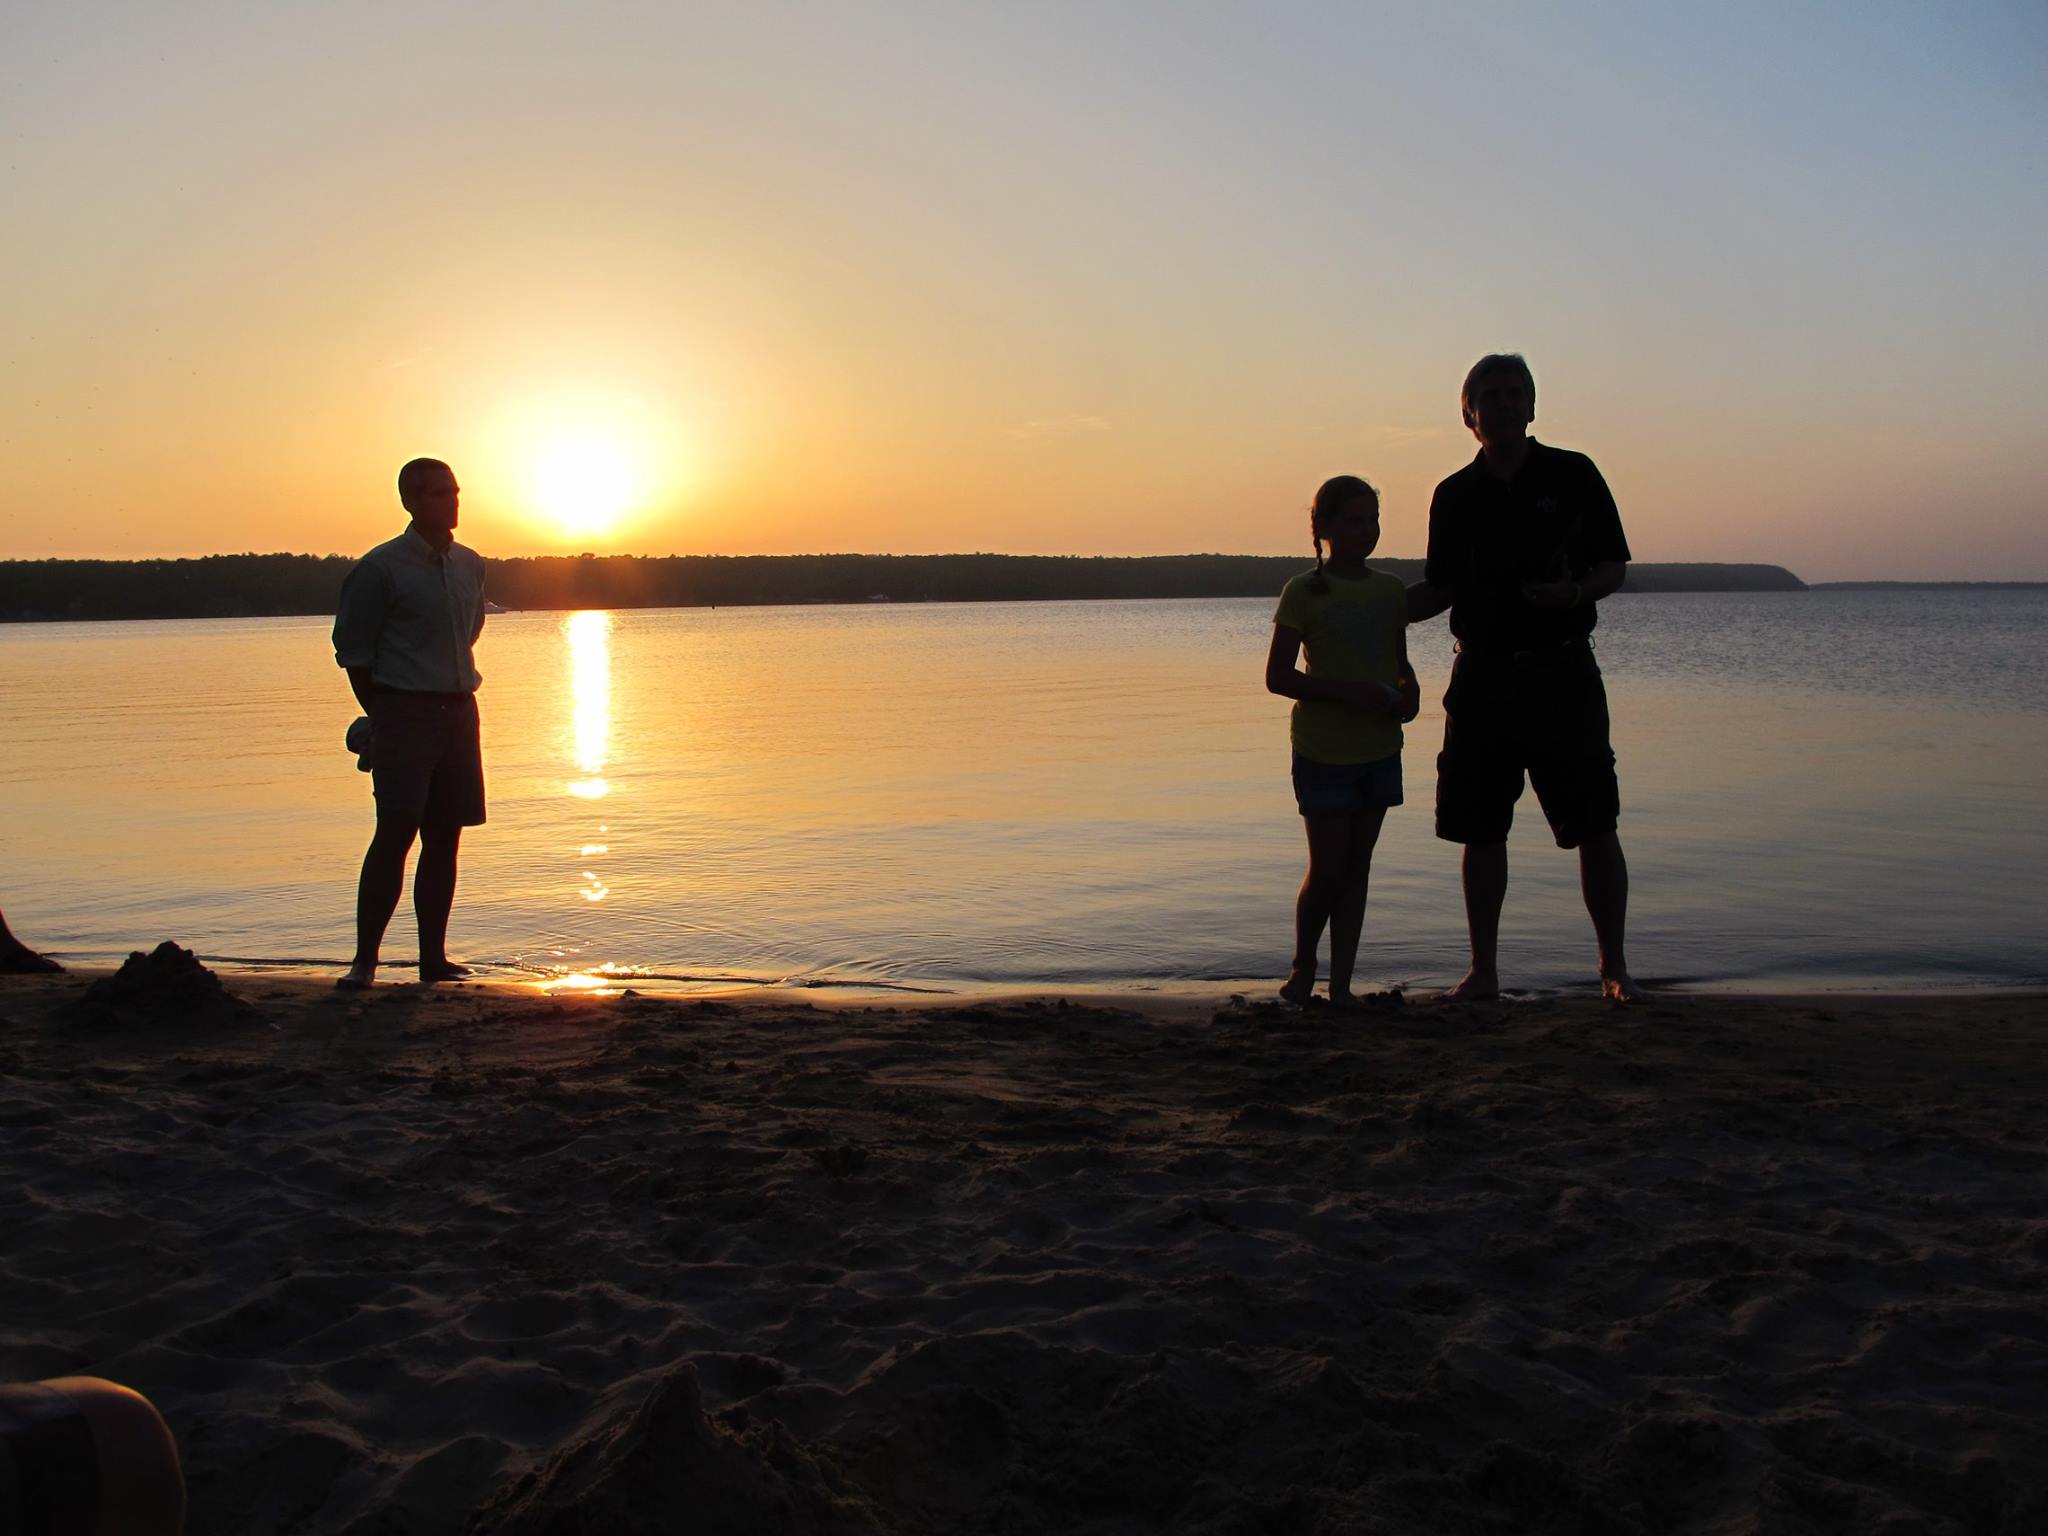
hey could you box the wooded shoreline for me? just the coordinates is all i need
[0,554,1810,623]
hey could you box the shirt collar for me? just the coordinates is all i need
[404,524,450,559]
[1472,436,1543,482]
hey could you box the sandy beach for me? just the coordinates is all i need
[3,962,2044,1534]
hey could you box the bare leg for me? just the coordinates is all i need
[1444,840,1506,1001]
[1326,807,1388,1005]
[343,814,418,987]
[414,823,469,981]
[1283,814,1353,1004]
[0,907,63,974]
[1579,829,1644,1002]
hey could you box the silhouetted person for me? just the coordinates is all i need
[1266,476,1420,1007]
[0,1376,186,1535]
[0,908,62,974]
[332,458,488,989]
[1407,355,1644,1003]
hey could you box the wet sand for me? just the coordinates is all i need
[3,968,2045,1533]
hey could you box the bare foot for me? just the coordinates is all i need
[1440,967,1499,1003]
[1277,969,1315,1007]
[336,962,376,991]
[1601,971,1646,1005]
[0,943,64,975]
[419,960,473,984]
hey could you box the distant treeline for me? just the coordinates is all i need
[0,553,1806,622]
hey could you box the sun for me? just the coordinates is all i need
[532,436,638,539]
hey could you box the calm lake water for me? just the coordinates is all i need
[2,590,2043,995]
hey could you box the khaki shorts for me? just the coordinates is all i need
[369,690,486,827]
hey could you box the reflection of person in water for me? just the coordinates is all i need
[1406,354,1644,1004]
[0,908,62,974]
[0,1376,186,1535]
[1266,476,1420,1008]
[331,458,488,990]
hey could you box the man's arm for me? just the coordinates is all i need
[1581,560,1627,601]
[345,666,378,713]
[1266,626,1407,716]
[1413,482,1458,625]
[1522,560,1626,611]
[1525,454,1631,609]
[333,560,391,705]
[1406,579,1453,624]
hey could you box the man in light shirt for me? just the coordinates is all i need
[332,458,487,988]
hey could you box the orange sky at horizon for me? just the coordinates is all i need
[3,4,2043,581]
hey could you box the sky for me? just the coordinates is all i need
[2,1,2043,580]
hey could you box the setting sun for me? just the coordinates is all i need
[533,436,638,540]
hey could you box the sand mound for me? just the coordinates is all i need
[67,940,260,1027]
[471,1365,879,1536]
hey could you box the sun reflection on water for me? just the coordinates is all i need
[537,966,625,998]
[564,612,613,915]
[567,609,611,800]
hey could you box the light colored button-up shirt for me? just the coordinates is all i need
[333,527,487,693]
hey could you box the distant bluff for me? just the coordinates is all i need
[1613,563,1806,593]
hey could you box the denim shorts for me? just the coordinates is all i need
[1291,752,1404,817]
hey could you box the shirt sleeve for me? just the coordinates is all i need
[332,558,391,669]
[1579,458,1632,565]
[471,555,488,643]
[1423,482,1461,588]
[1273,576,1307,630]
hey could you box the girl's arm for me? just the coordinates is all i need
[1392,629,1421,723]
[1266,626,1406,715]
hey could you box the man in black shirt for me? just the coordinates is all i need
[1408,354,1644,1003]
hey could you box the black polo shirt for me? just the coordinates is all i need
[1423,439,1631,651]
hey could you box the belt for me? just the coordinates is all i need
[373,686,475,701]
[1455,636,1592,664]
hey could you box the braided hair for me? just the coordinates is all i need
[1307,475,1379,594]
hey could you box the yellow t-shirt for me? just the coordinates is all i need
[1273,567,1405,765]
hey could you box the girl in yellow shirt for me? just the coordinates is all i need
[1265,476,1419,1007]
